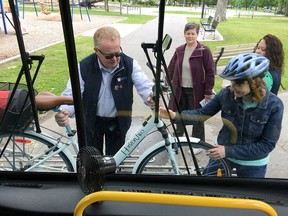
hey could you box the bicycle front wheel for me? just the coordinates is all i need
[0,132,74,172]
[134,140,231,177]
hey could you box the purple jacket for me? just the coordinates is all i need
[167,42,215,111]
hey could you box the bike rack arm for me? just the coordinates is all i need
[74,191,278,216]
[7,0,41,133]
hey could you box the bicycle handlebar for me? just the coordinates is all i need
[35,91,73,111]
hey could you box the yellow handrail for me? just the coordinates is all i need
[74,191,278,216]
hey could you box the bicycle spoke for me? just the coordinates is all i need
[134,141,231,177]
[0,133,74,172]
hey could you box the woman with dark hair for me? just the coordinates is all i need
[254,34,285,95]
[167,22,215,141]
[160,53,284,178]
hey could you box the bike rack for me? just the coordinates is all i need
[74,191,278,216]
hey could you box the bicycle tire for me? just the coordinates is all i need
[134,140,231,177]
[0,132,74,172]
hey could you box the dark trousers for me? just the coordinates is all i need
[94,116,125,156]
[176,87,205,141]
[204,159,267,178]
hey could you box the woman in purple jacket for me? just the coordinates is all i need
[167,22,215,141]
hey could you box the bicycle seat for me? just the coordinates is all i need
[35,91,73,111]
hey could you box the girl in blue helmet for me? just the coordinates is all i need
[160,53,284,178]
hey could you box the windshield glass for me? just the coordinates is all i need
[0,0,287,183]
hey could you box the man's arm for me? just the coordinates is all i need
[131,59,154,104]
[59,79,75,116]
[60,64,85,117]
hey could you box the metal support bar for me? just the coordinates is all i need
[58,0,87,148]
[21,0,38,19]
[71,0,90,22]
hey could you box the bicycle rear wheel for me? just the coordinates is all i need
[134,140,231,177]
[0,132,74,172]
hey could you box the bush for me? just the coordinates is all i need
[137,0,158,7]
[275,11,285,15]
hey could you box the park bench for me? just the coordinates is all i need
[202,19,219,40]
[213,43,257,74]
[200,15,213,28]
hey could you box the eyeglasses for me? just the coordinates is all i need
[96,48,122,59]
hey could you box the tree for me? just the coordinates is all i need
[214,0,228,22]
[104,0,109,12]
[278,0,283,12]
[286,0,288,16]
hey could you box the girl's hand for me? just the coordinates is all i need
[204,94,214,102]
[159,107,176,120]
[206,145,226,159]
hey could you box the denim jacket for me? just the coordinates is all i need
[177,87,283,161]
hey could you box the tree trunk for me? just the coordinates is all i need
[286,0,288,16]
[104,0,109,12]
[214,0,228,22]
[278,0,282,12]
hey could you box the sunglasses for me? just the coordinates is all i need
[96,48,122,59]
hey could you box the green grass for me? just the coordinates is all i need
[22,4,156,24]
[1,9,287,95]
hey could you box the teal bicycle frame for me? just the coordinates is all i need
[113,112,182,175]
[21,122,78,172]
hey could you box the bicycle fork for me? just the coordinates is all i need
[157,121,180,175]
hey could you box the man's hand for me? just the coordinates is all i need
[146,96,156,110]
[147,96,165,110]
[206,145,226,159]
[55,108,71,127]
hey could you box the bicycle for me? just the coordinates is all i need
[0,90,230,176]
[0,91,78,172]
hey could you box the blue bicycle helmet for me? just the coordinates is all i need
[220,53,270,80]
